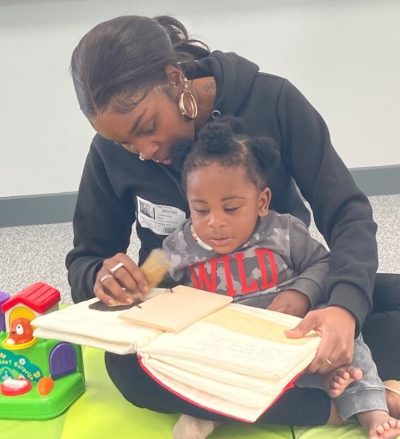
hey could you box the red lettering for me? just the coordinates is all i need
[188,248,278,297]
[234,252,259,294]
[220,255,236,296]
[255,248,278,289]
[188,259,219,292]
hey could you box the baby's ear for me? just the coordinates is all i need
[258,187,271,216]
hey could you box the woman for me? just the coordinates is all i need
[66,15,400,427]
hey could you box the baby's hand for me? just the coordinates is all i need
[267,290,311,318]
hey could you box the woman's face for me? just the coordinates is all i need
[90,86,195,165]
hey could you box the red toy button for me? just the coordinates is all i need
[1,378,32,396]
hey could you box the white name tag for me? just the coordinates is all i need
[137,196,186,236]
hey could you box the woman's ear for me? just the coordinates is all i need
[165,65,183,86]
[258,187,271,217]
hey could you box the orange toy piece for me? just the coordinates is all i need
[37,376,55,396]
[8,317,34,345]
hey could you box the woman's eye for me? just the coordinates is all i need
[141,121,156,135]
[195,209,209,215]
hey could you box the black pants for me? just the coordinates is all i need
[105,273,400,426]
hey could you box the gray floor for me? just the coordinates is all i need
[0,195,399,304]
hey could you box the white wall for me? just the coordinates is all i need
[1,0,399,197]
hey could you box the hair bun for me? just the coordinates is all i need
[154,15,209,60]
[198,122,233,154]
[154,15,189,45]
[218,115,247,135]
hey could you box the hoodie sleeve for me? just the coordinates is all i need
[162,223,191,283]
[276,79,378,333]
[65,141,135,303]
[285,216,330,308]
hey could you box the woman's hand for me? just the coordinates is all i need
[285,306,356,374]
[267,289,311,318]
[94,252,150,305]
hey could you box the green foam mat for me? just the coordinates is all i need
[1,346,368,438]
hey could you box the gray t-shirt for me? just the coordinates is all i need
[163,211,329,309]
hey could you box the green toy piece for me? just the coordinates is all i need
[0,283,85,419]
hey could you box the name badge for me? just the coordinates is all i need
[137,196,186,236]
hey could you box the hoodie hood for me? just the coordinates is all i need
[182,50,259,116]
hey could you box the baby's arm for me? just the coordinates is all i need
[267,289,311,318]
[268,215,330,317]
[281,216,330,309]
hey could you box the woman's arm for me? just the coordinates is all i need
[277,79,378,333]
[66,139,136,302]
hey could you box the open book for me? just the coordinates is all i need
[32,286,232,354]
[32,286,320,422]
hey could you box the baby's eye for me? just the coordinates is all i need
[224,207,240,213]
[194,209,209,215]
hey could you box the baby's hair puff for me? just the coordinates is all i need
[181,116,280,192]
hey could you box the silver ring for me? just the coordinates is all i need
[325,358,332,366]
[139,154,146,161]
[110,262,124,274]
[100,273,113,283]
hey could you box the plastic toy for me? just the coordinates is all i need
[0,282,85,419]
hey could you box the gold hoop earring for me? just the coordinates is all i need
[178,78,198,120]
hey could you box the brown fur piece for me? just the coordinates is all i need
[140,249,171,288]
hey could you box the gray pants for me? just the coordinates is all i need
[296,334,387,420]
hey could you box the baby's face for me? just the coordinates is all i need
[187,163,270,254]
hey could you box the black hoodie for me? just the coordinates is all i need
[66,51,378,331]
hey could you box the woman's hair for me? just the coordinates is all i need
[176,117,280,192]
[70,15,209,118]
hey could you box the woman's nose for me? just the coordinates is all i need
[138,142,159,160]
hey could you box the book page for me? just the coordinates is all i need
[33,327,138,355]
[141,304,320,380]
[119,285,232,332]
[139,357,292,423]
[143,356,270,408]
[32,297,162,354]
[204,305,315,345]
[145,354,276,392]
[139,304,319,421]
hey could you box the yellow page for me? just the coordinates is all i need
[204,305,316,345]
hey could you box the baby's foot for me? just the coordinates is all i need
[320,366,363,398]
[385,382,400,419]
[172,414,219,439]
[357,410,400,439]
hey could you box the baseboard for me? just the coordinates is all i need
[350,165,399,197]
[0,192,78,227]
[1,165,398,227]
